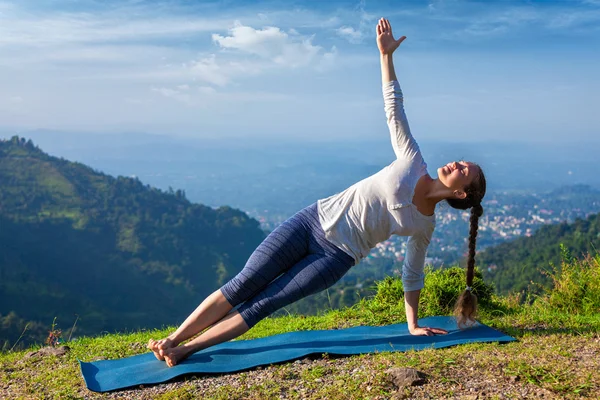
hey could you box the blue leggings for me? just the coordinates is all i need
[220,203,355,329]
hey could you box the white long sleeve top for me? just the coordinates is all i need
[317,80,435,292]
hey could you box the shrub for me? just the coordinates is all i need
[536,252,600,315]
[421,266,495,316]
[372,266,496,317]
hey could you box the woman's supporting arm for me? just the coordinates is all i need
[404,289,421,331]
[402,227,448,336]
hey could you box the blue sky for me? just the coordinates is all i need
[1,0,599,142]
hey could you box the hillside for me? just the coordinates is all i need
[478,209,600,295]
[0,136,265,348]
[1,259,599,399]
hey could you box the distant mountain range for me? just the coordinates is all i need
[4,129,599,218]
[0,136,265,348]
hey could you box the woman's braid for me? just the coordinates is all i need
[448,164,486,329]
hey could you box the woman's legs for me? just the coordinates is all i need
[147,289,234,360]
[150,203,355,367]
[160,251,353,366]
[160,310,249,367]
[148,209,312,360]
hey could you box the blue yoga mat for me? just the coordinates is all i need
[80,316,516,392]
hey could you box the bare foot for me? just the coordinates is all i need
[160,345,192,367]
[147,338,174,361]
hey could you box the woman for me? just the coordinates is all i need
[148,18,486,367]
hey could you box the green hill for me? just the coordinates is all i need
[0,136,265,348]
[477,209,600,295]
[1,257,599,399]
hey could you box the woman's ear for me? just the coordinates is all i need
[453,189,467,200]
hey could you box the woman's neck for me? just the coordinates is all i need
[412,174,453,215]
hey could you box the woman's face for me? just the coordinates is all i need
[437,161,478,193]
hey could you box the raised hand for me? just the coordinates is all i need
[376,18,406,55]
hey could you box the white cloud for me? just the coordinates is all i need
[0,2,338,86]
[171,20,337,88]
[212,23,289,57]
[186,54,271,87]
[124,97,151,105]
[316,46,337,72]
[151,84,292,106]
[151,88,172,97]
[546,9,600,29]
[336,26,363,44]
[434,3,600,40]
[212,21,334,69]
[198,86,217,95]
[0,16,216,47]
[334,0,375,44]
[188,55,231,87]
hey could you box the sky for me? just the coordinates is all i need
[0,0,599,143]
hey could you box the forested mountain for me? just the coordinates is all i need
[2,135,598,349]
[478,210,600,295]
[0,136,265,348]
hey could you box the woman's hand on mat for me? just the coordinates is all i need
[376,18,406,55]
[409,326,448,336]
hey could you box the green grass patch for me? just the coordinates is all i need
[1,256,599,399]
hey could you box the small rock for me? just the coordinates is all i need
[24,346,70,359]
[385,367,426,388]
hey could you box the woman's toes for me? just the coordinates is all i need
[163,350,174,367]
[148,339,165,360]
[165,355,174,368]
[157,338,173,350]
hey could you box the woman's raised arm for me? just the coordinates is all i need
[377,18,422,161]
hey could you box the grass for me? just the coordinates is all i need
[1,258,599,399]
